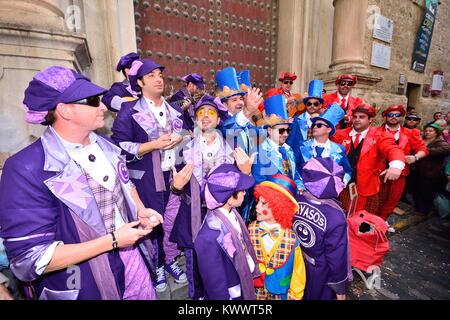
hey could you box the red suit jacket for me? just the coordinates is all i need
[323,92,363,123]
[375,126,429,176]
[332,126,405,197]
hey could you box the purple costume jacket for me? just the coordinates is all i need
[168,88,195,132]
[0,128,153,300]
[101,80,137,112]
[111,96,186,215]
[194,209,260,300]
[293,192,349,300]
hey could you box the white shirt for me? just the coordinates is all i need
[144,96,167,127]
[200,133,222,161]
[267,138,288,157]
[337,92,350,107]
[312,139,332,158]
[219,208,255,273]
[305,112,313,128]
[385,124,401,141]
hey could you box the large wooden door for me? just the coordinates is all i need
[134,0,278,96]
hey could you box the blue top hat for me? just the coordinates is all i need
[303,80,324,105]
[264,94,290,127]
[237,70,251,91]
[215,67,246,101]
[311,103,344,137]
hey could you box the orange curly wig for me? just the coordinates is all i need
[254,185,297,229]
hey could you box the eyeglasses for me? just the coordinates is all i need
[306,101,321,107]
[283,81,294,85]
[405,117,420,122]
[196,108,218,118]
[70,95,101,107]
[312,123,330,129]
[387,113,402,118]
[339,81,354,87]
[278,128,291,135]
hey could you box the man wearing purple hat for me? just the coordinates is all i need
[194,164,260,300]
[294,158,350,300]
[0,66,163,300]
[111,59,187,293]
[169,73,206,132]
[102,52,140,112]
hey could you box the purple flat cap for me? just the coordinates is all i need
[116,52,140,72]
[194,95,228,122]
[302,157,345,199]
[202,164,255,210]
[128,59,165,92]
[182,73,205,90]
[23,66,107,125]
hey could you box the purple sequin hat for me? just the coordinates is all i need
[302,157,345,199]
[194,95,229,123]
[116,52,140,72]
[202,164,255,210]
[182,73,205,90]
[22,66,107,125]
[128,59,165,92]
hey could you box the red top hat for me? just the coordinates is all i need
[381,105,406,118]
[278,71,298,82]
[335,74,357,86]
[352,104,376,118]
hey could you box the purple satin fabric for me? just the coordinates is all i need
[190,178,202,242]
[23,106,48,124]
[152,150,167,192]
[162,193,182,264]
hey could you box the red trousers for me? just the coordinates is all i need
[379,176,406,221]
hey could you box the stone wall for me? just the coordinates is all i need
[363,0,450,123]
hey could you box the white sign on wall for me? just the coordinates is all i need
[373,14,394,43]
[371,42,391,69]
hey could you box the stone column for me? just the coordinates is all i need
[330,0,368,70]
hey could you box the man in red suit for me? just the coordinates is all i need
[267,71,297,99]
[323,74,363,129]
[377,105,428,222]
[332,104,405,215]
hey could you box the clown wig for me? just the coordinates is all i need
[254,185,298,229]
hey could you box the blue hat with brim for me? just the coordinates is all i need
[303,79,324,105]
[264,94,291,127]
[128,59,165,92]
[311,103,344,137]
[215,67,246,101]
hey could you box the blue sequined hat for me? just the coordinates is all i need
[311,103,345,137]
[237,70,251,92]
[303,80,324,105]
[215,67,246,101]
[264,94,290,127]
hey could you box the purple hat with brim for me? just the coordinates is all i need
[194,95,229,123]
[116,52,140,72]
[128,59,165,92]
[182,73,205,90]
[23,66,107,125]
[302,157,345,199]
[202,164,255,210]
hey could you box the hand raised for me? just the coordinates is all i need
[172,164,194,190]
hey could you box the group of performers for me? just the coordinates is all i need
[0,51,430,300]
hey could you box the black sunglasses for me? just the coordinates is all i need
[70,95,102,107]
[312,123,330,129]
[339,81,354,86]
[283,81,294,85]
[405,117,420,121]
[278,128,291,135]
[306,101,321,107]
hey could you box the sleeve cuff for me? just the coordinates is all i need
[389,160,405,170]
[235,111,250,126]
[0,272,9,286]
[35,241,64,276]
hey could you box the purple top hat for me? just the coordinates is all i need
[302,157,345,199]
[202,164,255,210]
[23,66,107,125]
[182,73,205,90]
[116,52,140,72]
[128,59,165,92]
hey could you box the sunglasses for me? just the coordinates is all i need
[312,123,330,129]
[196,108,218,118]
[387,113,402,118]
[405,117,420,121]
[70,95,101,107]
[278,128,291,135]
[283,81,294,85]
[306,101,321,107]
[339,81,354,86]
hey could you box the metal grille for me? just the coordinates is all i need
[134,0,278,96]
